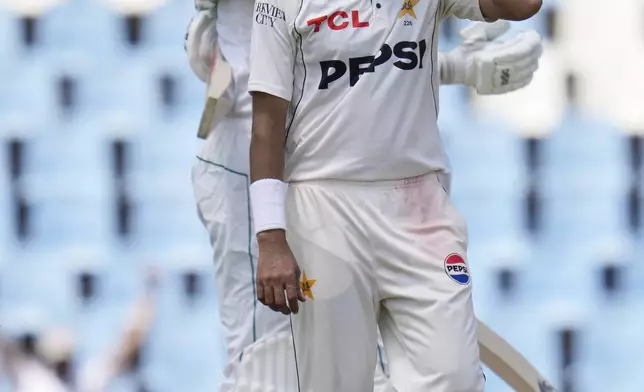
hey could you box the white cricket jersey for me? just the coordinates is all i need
[249,0,484,182]
[216,0,256,116]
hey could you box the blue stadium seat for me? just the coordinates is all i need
[453,190,525,245]
[0,245,7,279]
[70,250,141,365]
[443,116,525,194]
[84,56,160,120]
[131,136,201,176]
[130,113,202,175]
[144,254,224,391]
[446,118,527,242]
[524,235,633,306]
[68,250,142,308]
[144,0,193,50]
[1,251,78,325]
[473,241,563,390]
[521,247,597,307]
[0,59,58,121]
[577,300,644,392]
[26,120,112,176]
[23,172,113,249]
[35,50,100,120]
[617,239,644,297]
[129,173,208,250]
[39,0,121,58]
[476,302,561,391]
[0,6,19,59]
[543,190,629,246]
[0,173,10,252]
[0,301,54,338]
[145,310,224,391]
[469,238,534,306]
[542,113,630,244]
[543,111,628,193]
[148,47,208,115]
[17,121,117,249]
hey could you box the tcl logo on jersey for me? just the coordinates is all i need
[318,39,428,89]
[307,10,369,32]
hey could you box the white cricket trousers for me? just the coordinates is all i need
[192,116,393,392]
[286,173,484,392]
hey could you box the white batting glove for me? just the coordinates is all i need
[440,21,543,94]
[185,11,218,83]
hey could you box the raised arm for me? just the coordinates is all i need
[441,0,541,22]
[479,0,542,21]
[76,269,158,392]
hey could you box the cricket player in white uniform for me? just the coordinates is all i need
[246,0,540,390]
[187,0,542,390]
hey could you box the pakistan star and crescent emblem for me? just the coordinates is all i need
[398,0,420,19]
[300,272,316,300]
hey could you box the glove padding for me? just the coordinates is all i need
[185,11,218,83]
[441,20,543,95]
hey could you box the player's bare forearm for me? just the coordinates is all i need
[250,91,289,243]
[113,297,154,370]
[250,92,305,314]
[479,0,541,21]
[250,92,289,183]
[113,271,158,372]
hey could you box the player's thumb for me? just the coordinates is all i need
[298,289,306,302]
[460,20,510,44]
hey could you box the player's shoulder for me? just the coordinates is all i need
[253,0,302,26]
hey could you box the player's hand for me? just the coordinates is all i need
[185,10,218,83]
[256,231,306,315]
[444,20,543,94]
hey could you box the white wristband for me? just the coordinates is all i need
[249,178,288,236]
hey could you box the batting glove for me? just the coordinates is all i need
[440,21,543,94]
[185,10,218,83]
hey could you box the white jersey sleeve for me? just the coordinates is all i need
[440,0,486,21]
[248,0,298,101]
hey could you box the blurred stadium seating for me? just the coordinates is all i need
[0,0,642,391]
